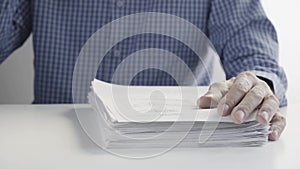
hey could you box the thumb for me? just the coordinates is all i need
[198,78,235,109]
[198,93,217,109]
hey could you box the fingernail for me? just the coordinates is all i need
[235,110,245,123]
[223,104,229,115]
[218,104,229,115]
[260,111,269,122]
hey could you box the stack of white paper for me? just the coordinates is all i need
[88,79,269,148]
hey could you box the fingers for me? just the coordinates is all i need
[268,113,286,141]
[198,83,226,109]
[256,94,280,124]
[198,77,235,109]
[230,81,270,124]
[217,72,257,116]
[197,71,285,141]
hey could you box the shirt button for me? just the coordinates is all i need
[116,0,124,8]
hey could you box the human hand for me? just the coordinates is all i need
[198,72,286,141]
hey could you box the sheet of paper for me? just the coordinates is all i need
[90,79,258,123]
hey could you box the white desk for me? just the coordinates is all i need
[0,104,299,169]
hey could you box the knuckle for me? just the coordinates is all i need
[271,126,283,134]
[224,98,234,107]
[250,87,265,100]
[223,96,237,107]
[239,71,256,79]
[236,104,252,114]
[274,114,287,126]
[229,77,236,81]
[210,82,223,89]
[233,80,251,93]
[265,94,280,105]
[226,77,236,86]
[259,81,270,90]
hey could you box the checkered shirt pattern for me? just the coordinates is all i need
[0,0,287,106]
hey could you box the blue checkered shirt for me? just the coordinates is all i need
[0,0,287,106]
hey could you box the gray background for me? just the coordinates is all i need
[0,0,299,104]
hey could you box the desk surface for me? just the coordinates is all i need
[0,104,299,169]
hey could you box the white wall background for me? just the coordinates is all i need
[0,0,299,104]
[261,0,300,104]
[0,35,34,104]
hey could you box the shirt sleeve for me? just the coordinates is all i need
[0,0,32,64]
[208,0,287,107]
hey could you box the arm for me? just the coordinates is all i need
[207,0,287,107]
[0,0,32,64]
